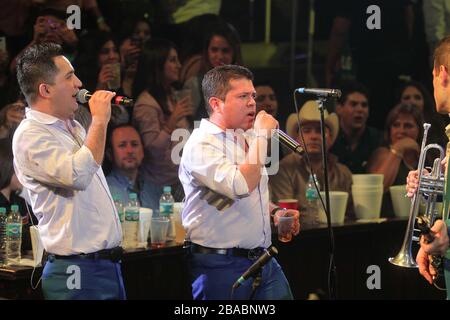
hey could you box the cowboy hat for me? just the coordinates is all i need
[286,100,339,145]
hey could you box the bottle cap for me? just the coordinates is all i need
[0,207,6,214]
[129,193,137,199]
[163,186,171,193]
[11,204,19,212]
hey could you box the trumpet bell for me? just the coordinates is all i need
[389,251,418,268]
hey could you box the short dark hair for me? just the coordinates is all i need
[0,138,14,190]
[106,123,142,151]
[202,64,253,115]
[16,43,63,104]
[434,35,450,73]
[337,81,370,105]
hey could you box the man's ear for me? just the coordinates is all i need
[208,97,222,114]
[38,83,51,99]
[439,65,449,87]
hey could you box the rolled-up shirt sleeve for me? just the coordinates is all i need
[13,125,99,191]
[187,140,250,199]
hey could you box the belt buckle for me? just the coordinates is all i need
[248,248,264,260]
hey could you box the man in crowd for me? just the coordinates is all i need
[331,81,383,173]
[106,124,161,213]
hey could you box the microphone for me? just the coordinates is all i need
[232,246,278,289]
[76,89,134,107]
[274,130,304,156]
[296,88,341,98]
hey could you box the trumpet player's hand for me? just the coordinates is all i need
[406,169,429,198]
[420,219,449,256]
[442,157,448,172]
[416,247,436,284]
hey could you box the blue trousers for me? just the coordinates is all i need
[42,257,126,300]
[189,253,293,300]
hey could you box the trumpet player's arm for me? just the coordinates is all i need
[366,147,404,191]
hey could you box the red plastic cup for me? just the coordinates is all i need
[278,199,298,210]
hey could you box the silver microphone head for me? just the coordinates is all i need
[76,89,90,104]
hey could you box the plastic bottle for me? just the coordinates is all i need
[125,193,140,222]
[0,207,7,266]
[113,194,124,223]
[123,193,140,248]
[305,174,320,224]
[159,186,175,241]
[6,205,22,265]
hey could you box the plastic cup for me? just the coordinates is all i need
[276,210,296,242]
[278,199,298,210]
[317,191,348,224]
[173,202,186,244]
[389,185,411,218]
[352,174,384,186]
[150,216,169,248]
[138,208,153,247]
[352,189,383,220]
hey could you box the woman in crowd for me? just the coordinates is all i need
[181,23,242,121]
[119,18,152,98]
[396,80,447,152]
[132,38,192,201]
[367,104,423,190]
[75,31,129,126]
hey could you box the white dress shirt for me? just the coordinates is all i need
[12,109,122,255]
[179,119,271,249]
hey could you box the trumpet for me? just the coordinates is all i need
[389,123,445,280]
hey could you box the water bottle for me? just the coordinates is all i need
[159,186,175,241]
[0,207,7,266]
[123,193,140,248]
[113,194,124,223]
[305,174,320,224]
[125,193,140,222]
[6,205,22,265]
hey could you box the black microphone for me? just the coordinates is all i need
[232,246,278,289]
[274,130,304,156]
[296,88,341,98]
[76,89,134,107]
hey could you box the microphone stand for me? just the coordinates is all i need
[317,97,337,300]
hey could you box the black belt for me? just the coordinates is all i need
[185,241,267,260]
[48,246,124,263]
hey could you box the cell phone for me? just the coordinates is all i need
[0,37,6,52]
